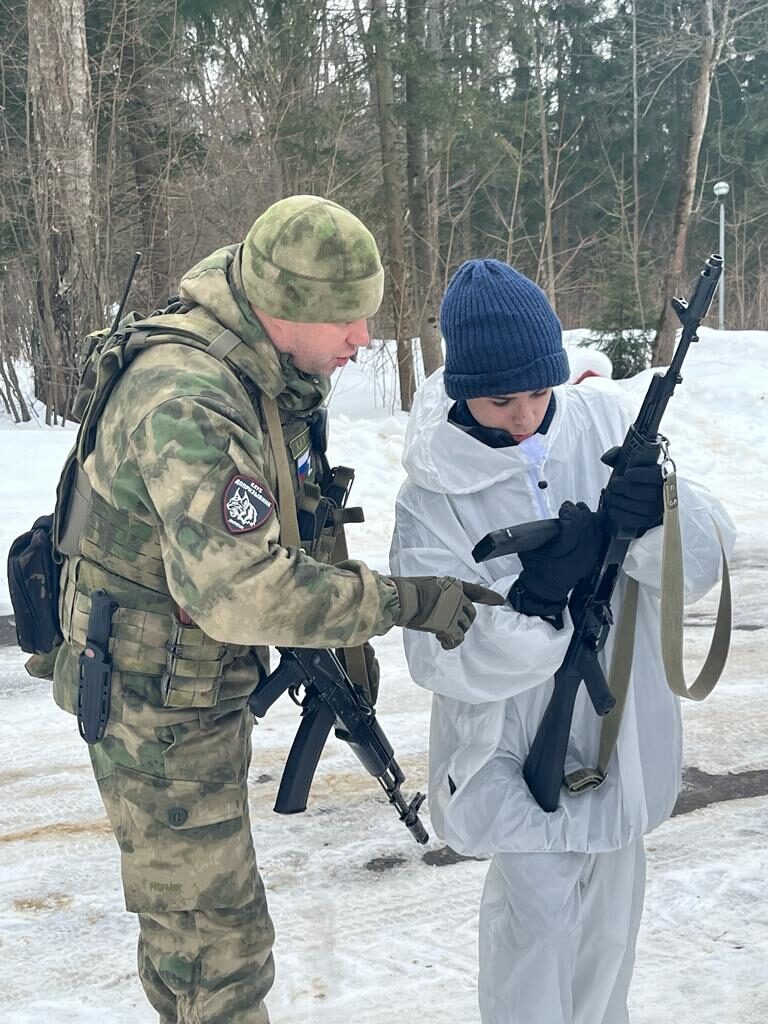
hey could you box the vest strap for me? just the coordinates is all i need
[207,327,242,363]
[56,459,92,558]
[62,585,248,703]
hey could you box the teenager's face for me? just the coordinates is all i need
[466,388,553,442]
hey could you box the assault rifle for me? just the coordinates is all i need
[472,253,724,812]
[248,648,429,844]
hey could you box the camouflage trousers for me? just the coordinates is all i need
[87,657,275,1024]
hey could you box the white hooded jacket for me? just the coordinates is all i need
[390,370,735,855]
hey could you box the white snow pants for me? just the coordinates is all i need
[478,838,646,1024]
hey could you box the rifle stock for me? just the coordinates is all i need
[472,518,559,562]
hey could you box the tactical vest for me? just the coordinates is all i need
[54,307,339,708]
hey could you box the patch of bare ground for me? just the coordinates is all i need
[0,819,111,844]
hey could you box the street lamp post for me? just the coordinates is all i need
[713,181,730,330]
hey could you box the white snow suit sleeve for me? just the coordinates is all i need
[624,478,736,601]
[390,499,574,705]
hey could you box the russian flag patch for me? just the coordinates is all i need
[296,448,311,482]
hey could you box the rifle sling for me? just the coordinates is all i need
[261,395,301,549]
[262,396,370,694]
[563,582,639,795]
[565,471,732,795]
[658,473,732,701]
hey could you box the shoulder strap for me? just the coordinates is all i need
[76,317,251,464]
[261,395,300,548]
[58,318,256,554]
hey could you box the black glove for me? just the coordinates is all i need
[338,642,379,706]
[509,501,605,618]
[389,575,506,650]
[603,464,664,533]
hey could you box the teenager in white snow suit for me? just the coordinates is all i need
[390,259,734,1024]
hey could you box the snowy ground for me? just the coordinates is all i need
[0,330,766,1022]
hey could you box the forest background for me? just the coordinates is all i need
[1,0,766,421]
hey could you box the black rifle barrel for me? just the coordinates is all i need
[473,254,723,811]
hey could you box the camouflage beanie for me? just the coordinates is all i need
[241,195,385,323]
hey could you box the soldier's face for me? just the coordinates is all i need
[467,388,552,442]
[266,316,371,377]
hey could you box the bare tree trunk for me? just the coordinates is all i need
[406,0,442,377]
[531,23,557,311]
[121,7,173,310]
[631,0,646,328]
[370,0,414,410]
[27,0,100,422]
[459,185,474,265]
[0,295,31,423]
[0,360,30,422]
[653,0,725,364]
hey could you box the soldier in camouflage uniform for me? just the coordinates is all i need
[51,195,502,1023]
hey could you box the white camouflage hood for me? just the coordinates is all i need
[401,368,572,495]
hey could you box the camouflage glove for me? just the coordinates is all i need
[389,576,505,651]
[338,642,379,706]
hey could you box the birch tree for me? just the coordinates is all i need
[27,0,101,421]
[652,0,727,364]
[405,0,443,376]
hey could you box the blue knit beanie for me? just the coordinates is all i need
[440,259,569,399]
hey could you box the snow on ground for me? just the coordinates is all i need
[0,329,767,1022]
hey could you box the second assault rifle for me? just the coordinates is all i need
[248,460,428,844]
[472,253,724,812]
[248,648,429,844]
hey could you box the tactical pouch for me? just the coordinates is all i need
[161,616,226,709]
[6,514,63,655]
